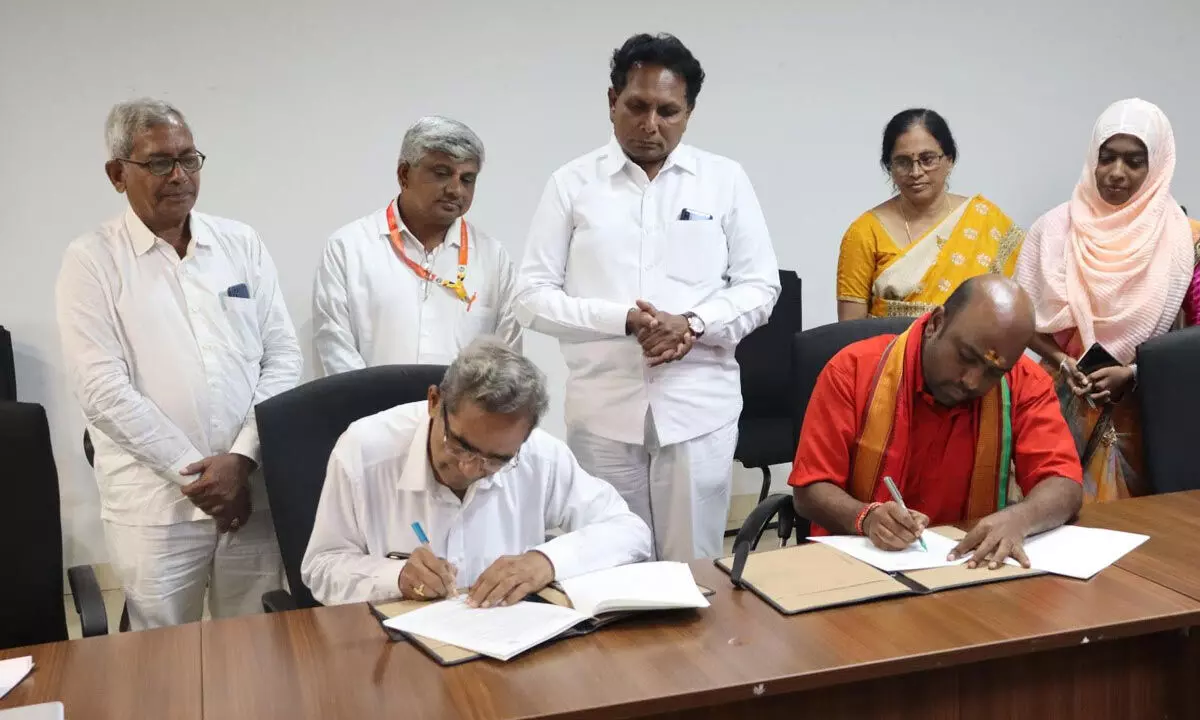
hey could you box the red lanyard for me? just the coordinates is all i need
[386,201,476,310]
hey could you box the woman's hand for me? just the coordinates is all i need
[1058,355,1091,396]
[1086,365,1136,404]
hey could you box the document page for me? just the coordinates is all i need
[383,598,586,661]
[809,530,965,573]
[559,561,710,617]
[0,656,33,699]
[1021,525,1149,580]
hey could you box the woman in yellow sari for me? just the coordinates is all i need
[837,109,1025,320]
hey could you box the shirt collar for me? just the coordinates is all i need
[398,403,435,492]
[599,135,698,178]
[380,196,463,249]
[125,207,209,256]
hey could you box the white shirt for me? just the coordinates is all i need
[313,200,521,375]
[301,401,652,606]
[516,137,780,445]
[56,209,303,526]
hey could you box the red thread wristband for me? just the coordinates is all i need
[855,502,883,536]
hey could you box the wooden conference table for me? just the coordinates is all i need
[5,492,1200,719]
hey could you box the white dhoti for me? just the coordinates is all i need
[102,509,284,630]
[569,413,737,561]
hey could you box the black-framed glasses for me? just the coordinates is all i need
[118,152,206,177]
[890,152,944,174]
[441,406,519,473]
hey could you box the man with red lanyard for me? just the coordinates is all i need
[790,276,1083,569]
[516,34,780,562]
[313,116,520,375]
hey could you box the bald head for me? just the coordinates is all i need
[921,276,1036,407]
[943,275,1036,340]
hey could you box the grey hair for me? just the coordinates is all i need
[440,338,549,425]
[398,115,485,168]
[105,98,188,160]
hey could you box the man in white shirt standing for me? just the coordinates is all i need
[313,116,520,375]
[516,33,780,562]
[56,98,303,629]
[302,338,651,607]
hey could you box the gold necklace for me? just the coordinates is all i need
[898,193,952,245]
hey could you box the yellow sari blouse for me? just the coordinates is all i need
[837,194,1024,317]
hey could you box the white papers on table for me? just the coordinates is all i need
[0,702,65,720]
[558,561,710,617]
[384,598,586,661]
[0,656,33,699]
[1021,525,1149,580]
[812,525,1149,580]
[808,531,964,573]
[382,561,710,661]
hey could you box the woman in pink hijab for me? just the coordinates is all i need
[1015,98,1195,503]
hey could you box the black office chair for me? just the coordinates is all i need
[0,401,110,649]
[1138,326,1200,493]
[256,364,448,611]
[733,270,803,507]
[0,325,15,402]
[728,317,914,586]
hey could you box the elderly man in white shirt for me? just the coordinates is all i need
[516,33,780,562]
[56,98,303,630]
[313,116,520,375]
[302,338,651,607]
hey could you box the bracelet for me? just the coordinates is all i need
[1059,357,1072,376]
[855,502,883,536]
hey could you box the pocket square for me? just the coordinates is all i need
[226,283,250,299]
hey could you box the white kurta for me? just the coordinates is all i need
[515,137,780,560]
[313,200,521,375]
[56,207,302,628]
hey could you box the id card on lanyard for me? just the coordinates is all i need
[386,201,477,311]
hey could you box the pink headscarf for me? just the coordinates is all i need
[1016,98,1193,364]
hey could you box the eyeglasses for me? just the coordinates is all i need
[441,407,519,474]
[118,152,206,177]
[890,152,944,174]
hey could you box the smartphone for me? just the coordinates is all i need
[1076,343,1121,375]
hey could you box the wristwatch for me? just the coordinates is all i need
[682,311,705,338]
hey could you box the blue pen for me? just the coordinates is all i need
[411,521,457,598]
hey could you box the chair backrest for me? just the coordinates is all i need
[735,270,803,419]
[791,317,914,446]
[0,326,16,401]
[1137,327,1200,493]
[256,364,448,609]
[0,401,67,648]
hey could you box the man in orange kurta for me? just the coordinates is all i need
[791,276,1083,569]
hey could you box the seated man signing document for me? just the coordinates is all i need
[790,276,1083,568]
[302,339,652,607]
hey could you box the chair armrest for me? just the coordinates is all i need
[729,494,795,588]
[262,589,298,613]
[66,565,109,637]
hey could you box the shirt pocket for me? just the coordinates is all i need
[664,220,728,285]
[220,295,264,361]
[456,304,499,348]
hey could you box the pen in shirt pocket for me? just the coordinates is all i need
[678,208,713,221]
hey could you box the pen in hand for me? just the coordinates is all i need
[881,476,927,552]
[411,522,458,598]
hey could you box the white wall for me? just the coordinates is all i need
[2,0,1198,565]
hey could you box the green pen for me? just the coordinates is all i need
[882,476,927,552]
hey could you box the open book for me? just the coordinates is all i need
[381,561,709,662]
